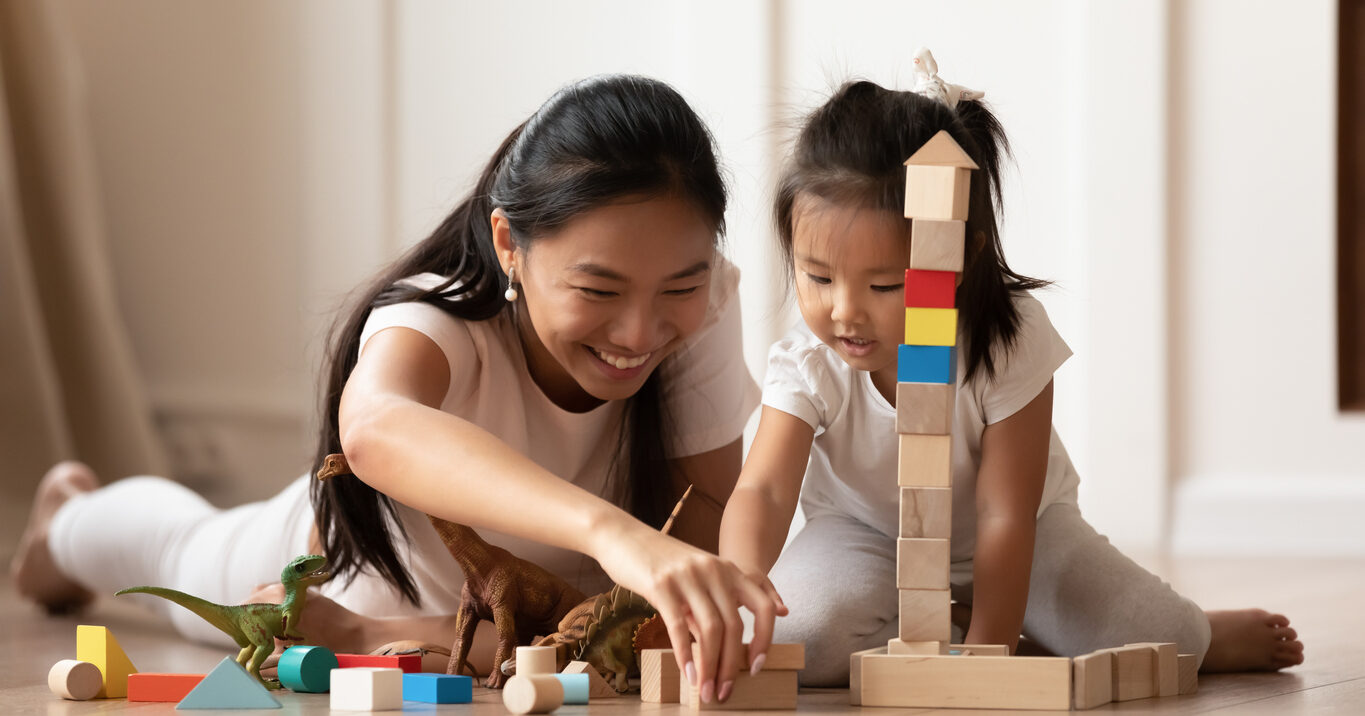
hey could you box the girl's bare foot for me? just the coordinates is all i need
[10,461,100,613]
[1201,608,1304,672]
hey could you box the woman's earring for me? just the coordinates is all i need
[504,266,519,302]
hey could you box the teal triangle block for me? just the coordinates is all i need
[176,657,281,709]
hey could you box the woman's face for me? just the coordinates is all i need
[495,194,716,411]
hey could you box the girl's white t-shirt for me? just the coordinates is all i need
[320,258,759,617]
[761,293,1081,564]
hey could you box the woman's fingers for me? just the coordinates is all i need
[700,574,745,702]
[676,575,726,704]
[733,574,782,677]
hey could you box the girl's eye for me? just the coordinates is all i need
[576,287,617,298]
[805,273,832,285]
[665,286,702,296]
[872,283,904,293]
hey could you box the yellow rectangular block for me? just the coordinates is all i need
[1072,650,1113,709]
[897,589,951,642]
[904,166,971,221]
[895,382,955,435]
[860,654,1072,710]
[904,307,957,346]
[910,218,966,271]
[896,538,949,590]
[900,486,951,538]
[898,434,952,487]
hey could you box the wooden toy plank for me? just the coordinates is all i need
[888,639,947,655]
[689,643,805,672]
[895,382,955,435]
[950,644,1010,656]
[897,434,952,487]
[904,130,980,169]
[335,652,421,673]
[860,653,1071,710]
[896,538,950,590]
[48,660,104,701]
[904,307,958,346]
[904,268,956,309]
[848,646,887,706]
[515,645,558,675]
[910,218,966,270]
[905,166,972,221]
[76,625,138,699]
[900,486,951,538]
[684,669,797,711]
[1072,650,1113,709]
[897,344,956,384]
[562,660,617,698]
[641,649,680,703]
[1100,645,1155,701]
[898,588,952,641]
[1126,642,1179,696]
[1177,653,1199,695]
[126,673,204,702]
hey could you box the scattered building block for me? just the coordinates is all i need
[859,653,1071,710]
[176,657,281,709]
[503,674,564,714]
[685,669,797,711]
[127,673,204,702]
[277,645,338,693]
[403,672,472,704]
[897,344,956,384]
[909,219,967,271]
[552,673,589,704]
[949,644,1009,656]
[897,434,953,487]
[1126,642,1179,696]
[904,307,959,346]
[887,639,947,655]
[905,166,972,221]
[904,130,980,170]
[904,268,956,309]
[897,588,952,641]
[641,649,680,703]
[1071,650,1113,710]
[329,667,401,711]
[895,382,955,435]
[900,486,951,538]
[1177,653,1199,695]
[334,652,420,673]
[1101,645,1154,701]
[47,659,102,701]
[76,625,138,699]
[516,645,558,675]
[561,660,617,698]
[849,646,887,706]
[896,538,950,590]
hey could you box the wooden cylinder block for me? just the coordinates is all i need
[503,674,564,714]
[48,659,102,701]
[515,645,558,675]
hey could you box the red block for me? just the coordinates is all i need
[127,673,205,702]
[904,268,956,308]
[335,653,422,673]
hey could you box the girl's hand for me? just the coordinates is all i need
[591,526,787,704]
[242,582,367,655]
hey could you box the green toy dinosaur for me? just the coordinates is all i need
[116,554,330,689]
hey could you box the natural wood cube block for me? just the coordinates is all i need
[897,589,951,641]
[1126,642,1179,697]
[900,486,951,538]
[887,639,947,655]
[909,218,966,270]
[859,654,1072,710]
[904,307,958,346]
[905,166,971,221]
[640,649,679,703]
[895,382,955,435]
[685,669,796,711]
[690,643,805,672]
[1072,650,1113,709]
[898,434,952,487]
[1101,645,1154,701]
[1177,653,1198,695]
[896,539,949,590]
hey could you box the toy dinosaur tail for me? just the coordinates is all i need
[115,586,244,642]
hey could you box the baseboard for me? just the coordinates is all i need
[1171,474,1365,556]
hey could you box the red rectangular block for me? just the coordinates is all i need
[127,673,205,702]
[904,269,956,309]
[335,652,421,673]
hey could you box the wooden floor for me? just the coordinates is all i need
[2,551,1362,714]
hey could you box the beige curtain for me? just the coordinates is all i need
[0,0,168,518]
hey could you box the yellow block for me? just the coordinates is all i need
[904,307,957,346]
[77,625,138,699]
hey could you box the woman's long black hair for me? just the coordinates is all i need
[774,80,1049,384]
[310,75,728,604]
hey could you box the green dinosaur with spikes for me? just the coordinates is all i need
[116,554,330,689]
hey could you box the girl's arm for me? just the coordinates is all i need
[339,327,779,702]
[966,380,1054,653]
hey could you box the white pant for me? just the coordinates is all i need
[49,475,315,647]
[768,503,1212,686]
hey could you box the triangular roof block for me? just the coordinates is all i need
[176,657,280,710]
[76,625,138,699]
[904,130,979,169]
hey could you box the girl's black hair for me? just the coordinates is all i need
[774,80,1049,384]
[310,75,727,604]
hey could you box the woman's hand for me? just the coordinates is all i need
[241,582,368,656]
[591,525,787,704]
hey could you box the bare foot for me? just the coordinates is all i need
[1201,608,1304,672]
[10,461,100,613]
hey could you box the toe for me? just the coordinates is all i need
[1274,626,1298,641]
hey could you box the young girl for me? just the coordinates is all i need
[14,75,783,702]
[718,75,1305,686]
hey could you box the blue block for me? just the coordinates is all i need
[176,657,280,710]
[278,645,337,693]
[898,344,956,384]
[552,673,590,704]
[402,673,472,704]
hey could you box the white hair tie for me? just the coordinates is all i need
[911,47,984,110]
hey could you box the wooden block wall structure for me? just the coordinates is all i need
[683,643,804,711]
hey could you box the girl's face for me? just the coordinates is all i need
[791,195,909,393]
[495,195,715,412]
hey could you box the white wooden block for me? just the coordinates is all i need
[900,487,951,538]
[330,667,402,711]
[896,538,950,590]
[516,645,558,675]
[897,589,951,641]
